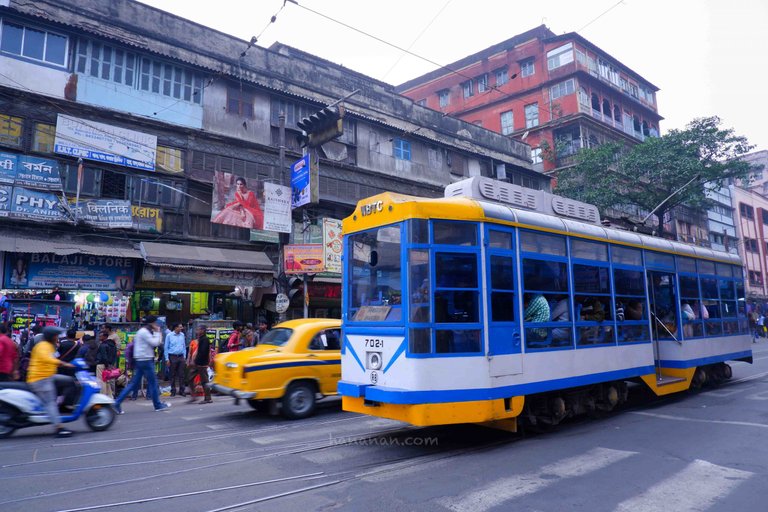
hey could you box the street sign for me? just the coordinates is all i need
[275,293,290,314]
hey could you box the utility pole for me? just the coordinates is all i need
[277,112,288,323]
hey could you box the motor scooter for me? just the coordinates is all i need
[0,358,117,438]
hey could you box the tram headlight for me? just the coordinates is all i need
[366,351,383,371]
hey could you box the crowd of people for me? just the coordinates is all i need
[0,316,270,436]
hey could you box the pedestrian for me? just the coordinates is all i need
[255,321,269,345]
[187,324,212,404]
[96,329,118,398]
[77,334,99,374]
[164,323,187,397]
[56,328,81,375]
[124,337,142,400]
[114,315,171,414]
[226,321,243,352]
[0,322,18,381]
[26,326,75,437]
[243,326,255,348]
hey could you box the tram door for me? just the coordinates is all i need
[647,271,680,367]
[486,228,523,377]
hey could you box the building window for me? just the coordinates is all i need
[550,79,575,100]
[547,42,574,70]
[416,99,427,107]
[495,68,508,86]
[500,111,514,135]
[226,87,254,118]
[156,146,185,174]
[76,40,136,86]
[740,203,754,220]
[749,271,763,286]
[32,123,55,153]
[524,103,539,128]
[438,89,450,107]
[0,20,68,67]
[0,113,23,148]
[477,74,488,93]
[531,148,542,164]
[745,238,759,253]
[393,138,411,160]
[462,80,474,98]
[520,58,535,77]
[137,57,202,104]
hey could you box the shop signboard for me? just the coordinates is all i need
[142,265,273,288]
[322,218,343,274]
[132,205,163,233]
[249,229,280,244]
[15,155,62,190]
[290,155,310,209]
[0,184,10,217]
[0,151,17,184]
[284,244,324,274]
[10,187,67,222]
[70,199,132,229]
[211,172,291,233]
[3,252,135,291]
[54,114,157,171]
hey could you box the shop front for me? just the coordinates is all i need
[135,242,275,327]
[0,232,141,340]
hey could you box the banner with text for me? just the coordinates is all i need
[284,244,324,274]
[54,114,157,171]
[132,205,163,233]
[322,218,343,273]
[70,199,132,229]
[4,252,135,290]
[10,187,67,222]
[0,152,62,190]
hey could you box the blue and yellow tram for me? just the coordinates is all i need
[338,177,752,430]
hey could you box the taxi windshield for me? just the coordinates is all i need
[259,328,293,346]
[348,224,402,322]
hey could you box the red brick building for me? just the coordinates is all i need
[397,25,662,178]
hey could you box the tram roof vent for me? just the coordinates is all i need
[445,176,601,225]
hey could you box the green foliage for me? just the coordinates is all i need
[554,116,761,235]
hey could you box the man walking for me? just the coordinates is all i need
[114,315,170,414]
[187,324,212,404]
[96,329,118,398]
[164,323,187,397]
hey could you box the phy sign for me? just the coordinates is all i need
[54,114,157,171]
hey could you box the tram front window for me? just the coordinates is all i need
[349,225,403,322]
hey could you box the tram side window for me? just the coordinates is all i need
[490,255,515,322]
[433,221,477,246]
[700,276,722,336]
[649,272,679,341]
[736,278,748,334]
[573,262,614,346]
[719,275,739,335]
[679,274,704,338]
[409,249,431,324]
[614,267,649,343]
[349,226,403,322]
[521,233,571,349]
[434,252,481,353]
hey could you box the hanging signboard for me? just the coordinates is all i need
[291,155,310,209]
[54,114,157,171]
[15,155,62,190]
[3,252,135,291]
[10,187,67,222]
[322,218,343,274]
[0,151,16,184]
[141,265,273,288]
[284,244,324,274]
[211,172,291,233]
[132,205,164,233]
[70,199,132,229]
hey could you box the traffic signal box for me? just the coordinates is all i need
[297,105,345,148]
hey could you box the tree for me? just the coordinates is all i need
[555,116,761,237]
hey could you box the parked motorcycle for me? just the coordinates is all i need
[0,358,116,438]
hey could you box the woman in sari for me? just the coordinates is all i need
[212,177,264,228]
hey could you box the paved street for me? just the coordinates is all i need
[2,345,768,512]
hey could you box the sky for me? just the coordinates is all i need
[138,0,768,152]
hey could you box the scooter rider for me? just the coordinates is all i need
[27,326,75,438]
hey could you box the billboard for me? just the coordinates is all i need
[4,252,135,291]
[291,155,310,209]
[132,205,163,233]
[211,172,290,233]
[284,244,324,274]
[10,187,67,222]
[322,218,343,273]
[54,114,157,171]
[0,152,61,190]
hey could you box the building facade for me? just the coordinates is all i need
[730,185,768,299]
[0,0,540,331]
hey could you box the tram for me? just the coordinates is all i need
[338,176,752,430]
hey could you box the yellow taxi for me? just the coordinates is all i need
[212,318,341,419]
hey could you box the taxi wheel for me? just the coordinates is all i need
[282,381,316,420]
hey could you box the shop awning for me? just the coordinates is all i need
[139,242,274,288]
[140,242,272,271]
[0,235,141,259]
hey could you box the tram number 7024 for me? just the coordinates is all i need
[365,338,384,348]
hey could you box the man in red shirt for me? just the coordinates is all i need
[0,322,19,381]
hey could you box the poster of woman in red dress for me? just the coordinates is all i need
[211,174,264,229]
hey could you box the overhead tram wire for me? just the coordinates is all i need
[576,0,625,33]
